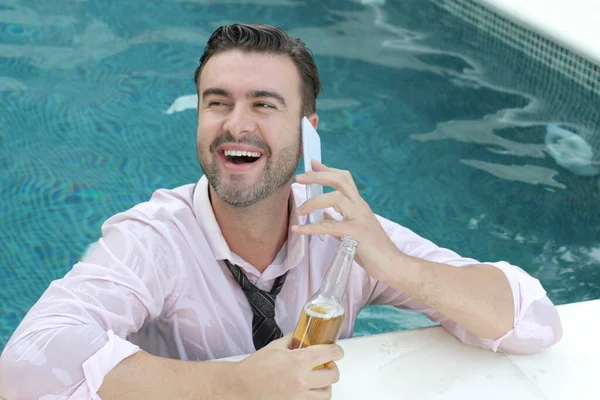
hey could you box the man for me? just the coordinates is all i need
[0,24,562,400]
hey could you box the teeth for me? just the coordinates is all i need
[224,150,261,158]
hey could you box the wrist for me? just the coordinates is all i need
[381,248,423,292]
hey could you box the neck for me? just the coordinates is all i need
[210,184,292,272]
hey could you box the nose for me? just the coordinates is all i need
[222,104,258,139]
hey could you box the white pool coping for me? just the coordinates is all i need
[479,0,600,65]
[219,299,597,399]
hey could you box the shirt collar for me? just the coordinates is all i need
[192,175,307,278]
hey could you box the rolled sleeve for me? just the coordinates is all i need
[68,331,141,400]
[0,213,176,399]
[440,261,562,354]
[366,216,563,355]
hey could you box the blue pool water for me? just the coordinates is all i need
[1,0,599,351]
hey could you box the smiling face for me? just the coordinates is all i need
[196,50,306,208]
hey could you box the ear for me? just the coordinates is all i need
[307,113,319,130]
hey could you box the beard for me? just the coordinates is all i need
[198,127,301,208]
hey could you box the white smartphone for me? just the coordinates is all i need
[301,116,325,226]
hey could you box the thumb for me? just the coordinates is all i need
[267,333,293,350]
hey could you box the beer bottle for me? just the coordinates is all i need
[289,236,358,368]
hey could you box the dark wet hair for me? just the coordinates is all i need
[194,24,321,115]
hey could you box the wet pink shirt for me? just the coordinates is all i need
[0,176,562,399]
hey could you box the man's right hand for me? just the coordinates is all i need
[232,335,344,399]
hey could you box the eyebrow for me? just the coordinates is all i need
[249,90,287,107]
[201,87,229,99]
[201,88,287,108]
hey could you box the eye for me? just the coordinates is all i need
[208,100,224,107]
[255,102,274,109]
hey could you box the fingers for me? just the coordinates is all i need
[310,159,329,172]
[297,191,355,220]
[308,363,340,389]
[292,218,346,237]
[308,385,333,399]
[295,165,360,201]
[310,160,346,179]
[323,211,342,222]
[298,343,344,368]
[296,360,339,395]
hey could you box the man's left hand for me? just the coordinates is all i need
[292,160,402,282]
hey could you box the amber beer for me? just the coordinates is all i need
[290,302,345,369]
[290,302,345,347]
[289,236,358,369]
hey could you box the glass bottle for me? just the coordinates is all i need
[289,236,358,367]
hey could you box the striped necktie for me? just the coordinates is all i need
[224,260,289,350]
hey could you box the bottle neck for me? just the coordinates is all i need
[318,237,358,302]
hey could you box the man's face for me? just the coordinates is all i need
[196,50,304,208]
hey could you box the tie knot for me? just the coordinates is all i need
[224,261,289,316]
[223,259,289,350]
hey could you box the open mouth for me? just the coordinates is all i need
[223,149,262,165]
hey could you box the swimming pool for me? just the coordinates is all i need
[1,0,599,351]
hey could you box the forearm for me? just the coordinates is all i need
[384,250,514,339]
[0,324,127,399]
[1,323,239,400]
[99,351,238,400]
